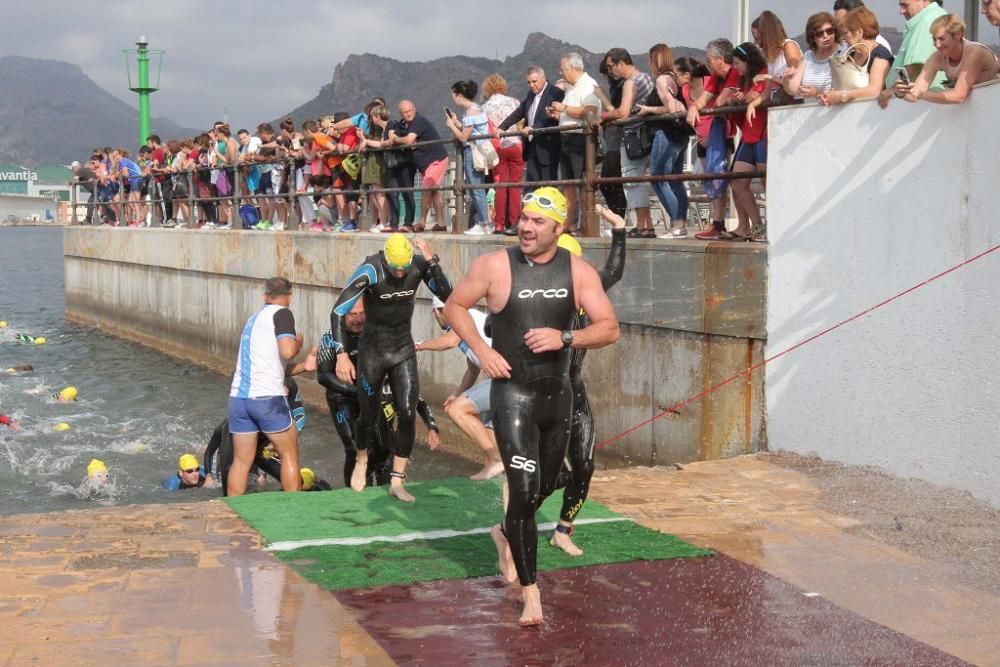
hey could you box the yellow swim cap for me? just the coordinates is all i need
[557,233,583,258]
[59,386,78,401]
[178,453,200,472]
[87,458,107,477]
[300,467,315,490]
[34,337,46,345]
[384,233,414,271]
[0,321,7,328]
[53,422,71,432]
[522,187,568,226]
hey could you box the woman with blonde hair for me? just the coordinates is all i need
[481,73,523,234]
[898,14,1000,105]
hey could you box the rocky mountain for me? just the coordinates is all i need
[0,56,199,167]
[278,33,704,130]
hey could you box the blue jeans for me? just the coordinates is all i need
[464,145,489,225]
[650,130,688,221]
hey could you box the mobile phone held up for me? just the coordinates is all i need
[896,68,911,86]
[444,107,456,120]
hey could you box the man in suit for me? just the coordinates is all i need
[498,65,565,183]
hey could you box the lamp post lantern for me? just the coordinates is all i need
[122,36,164,147]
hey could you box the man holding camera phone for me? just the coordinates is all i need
[497,65,565,183]
[880,0,947,107]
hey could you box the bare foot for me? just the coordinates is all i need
[595,204,626,230]
[350,455,368,492]
[490,524,518,584]
[549,529,583,556]
[519,584,543,627]
[470,460,505,481]
[388,480,415,503]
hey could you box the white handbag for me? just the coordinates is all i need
[471,139,499,173]
[830,43,872,91]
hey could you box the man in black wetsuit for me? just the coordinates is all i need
[316,298,441,488]
[444,186,620,627]
[330,234,451,502]
[550,206,626,557]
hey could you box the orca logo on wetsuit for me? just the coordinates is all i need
[380,290,416,300]
[517,288,569,300]
[509,455,537,473]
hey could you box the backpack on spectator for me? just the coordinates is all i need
[239,204,260,229]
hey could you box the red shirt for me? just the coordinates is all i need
[740,69,769,144]
[703,67,741,138]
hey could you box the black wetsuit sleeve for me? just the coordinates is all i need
[204,420,226,478]
[419,256,452,302]
[317,370,357,397]
[416,396,439,432]
[598,228,626,292]
[330,262,375,353]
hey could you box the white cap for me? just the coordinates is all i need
[70,161,81,168]
[432,297,446,309]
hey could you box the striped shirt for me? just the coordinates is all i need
[801,50,834,93]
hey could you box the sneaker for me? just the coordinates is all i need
[340,222,358,232]
[694,227,721,240]
[216,222,231,230]
[464,224,487,236]
[252,219,270,230]
[272,221,286,231]
[162,219,177,228]
[502,227,518,236]
[659,227,687,239]
[202,222,218,230]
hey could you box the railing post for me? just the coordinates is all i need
[286,157,299,231]
[187,169,196,229]
[359,153,371,232]
[70,182,79,225]
[582,122,598,237]
[232,166,241,231]
[452,142,465,234]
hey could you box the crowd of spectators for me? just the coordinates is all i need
[71,1,1000,240]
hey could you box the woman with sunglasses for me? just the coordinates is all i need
[820,7,894,108]
[794,12,840,98]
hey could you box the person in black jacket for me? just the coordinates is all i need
[498,66,566,183]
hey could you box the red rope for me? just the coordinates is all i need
[597,243,1000,450]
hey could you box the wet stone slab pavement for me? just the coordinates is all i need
[0,453,997,665]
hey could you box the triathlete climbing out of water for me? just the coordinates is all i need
[444,186,620,627]
[550,204,626,557]
[417,296,504,480]
[317,298,441,487]
[330,234,451,503]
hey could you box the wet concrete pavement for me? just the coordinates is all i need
[1,453,997,665]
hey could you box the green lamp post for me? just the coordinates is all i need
[122,36,164,147]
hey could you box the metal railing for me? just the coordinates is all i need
[69,103,765,238]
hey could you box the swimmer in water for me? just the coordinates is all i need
[0,415,21,430]
[55,386,78,402]
[77,458,112,497]
[163,454,207,490]
[4,364,33,374]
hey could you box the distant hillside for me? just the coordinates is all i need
[0,56,199,167]
[278,33,704,132]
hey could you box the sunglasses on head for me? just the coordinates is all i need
[522,192,562,210]
[182,467,200,474]
[814,27,836,37]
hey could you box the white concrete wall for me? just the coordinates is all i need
[766,83,1000,507]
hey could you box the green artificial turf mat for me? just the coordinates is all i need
[226,476,711,591]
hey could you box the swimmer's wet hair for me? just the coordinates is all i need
[265,277,292,296]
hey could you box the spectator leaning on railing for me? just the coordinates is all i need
[445,79,492,236]
[70,160,97,224]
[896,14,1000,105]
[985,0,1000,27]
[819,6,894,107]
[498,66,565,183]
[884,0,948,99]
[390,100,449,232]
[728,42,769,242]
[547,52,601,235]
[832,0,893,54]
[795,13,840,98]
[752,10,804,103]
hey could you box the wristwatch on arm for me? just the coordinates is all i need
[561,330,574,349]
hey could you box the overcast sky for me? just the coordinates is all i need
[4,1,991,130]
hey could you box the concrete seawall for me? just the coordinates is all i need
[64,228,767,466]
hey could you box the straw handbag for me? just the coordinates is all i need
[830,43,872,91]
